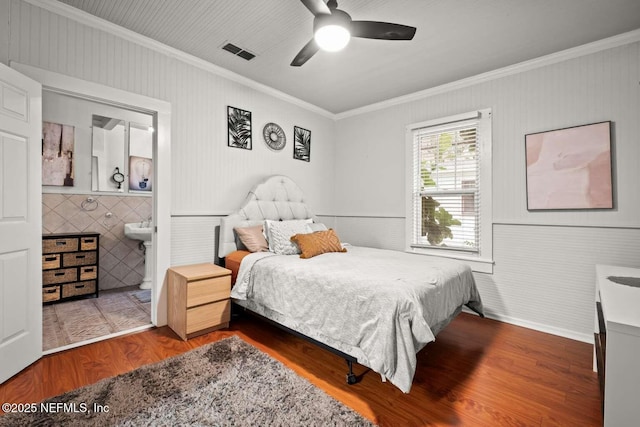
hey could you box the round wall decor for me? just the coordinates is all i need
[111,167,125,189]
[263,123,286,151]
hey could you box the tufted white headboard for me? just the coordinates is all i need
[218,175,316,258]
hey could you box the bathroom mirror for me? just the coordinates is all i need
[91,116,154,193]
[128,123,154,193]
[91,114,126,192]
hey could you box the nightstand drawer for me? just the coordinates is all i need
[43,268,77,285]
[187,276,231,307]
[62,281,97,298]
[63,251,97,267]
[186,300,230,335]
[43,237,79,254]
[42,254,61,270]
[42,285,61,303]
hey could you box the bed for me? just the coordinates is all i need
[218,175,483,393]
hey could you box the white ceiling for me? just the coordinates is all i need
[56,0,640,114]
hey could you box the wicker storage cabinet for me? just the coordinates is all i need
[42,233,100,304]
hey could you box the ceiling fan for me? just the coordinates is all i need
[291,0,417,66]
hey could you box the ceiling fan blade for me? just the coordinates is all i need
[291,39,320,67]
[301,0,331,16]
[350,21,416,40]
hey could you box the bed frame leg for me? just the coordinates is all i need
[345,360,357,385]
[466,303,485,318]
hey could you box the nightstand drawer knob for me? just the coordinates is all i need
[54,272,65,276]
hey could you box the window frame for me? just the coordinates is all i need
[405,109,493,273]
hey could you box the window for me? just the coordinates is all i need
[406,109,493,272]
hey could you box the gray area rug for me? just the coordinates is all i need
[0,336,374,426]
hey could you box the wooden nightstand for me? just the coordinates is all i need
[167,263,231,340]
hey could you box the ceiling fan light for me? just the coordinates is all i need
[314,25,350,52]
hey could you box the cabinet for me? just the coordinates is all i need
[167,263,231,340]
[42,232,100,304]
[595,264,640,426]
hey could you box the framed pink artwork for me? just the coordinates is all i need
[525,121,613,210]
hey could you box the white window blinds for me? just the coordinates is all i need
[411,117,480,252]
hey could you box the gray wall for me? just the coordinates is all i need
[5,0,336,266]
[334,42,640,341]
[5,0,640,341]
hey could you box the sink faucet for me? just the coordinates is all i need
[140,215,152,228]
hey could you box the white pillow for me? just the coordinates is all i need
[305,222,328,233]
[264,219,312,255]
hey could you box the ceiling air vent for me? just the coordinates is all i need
[222,43,256,61]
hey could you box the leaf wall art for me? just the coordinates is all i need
[293,126,311,162]
[227,106,252,150]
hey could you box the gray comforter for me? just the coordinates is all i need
[232,246,483,393]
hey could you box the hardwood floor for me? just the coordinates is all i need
[0,313,602,426]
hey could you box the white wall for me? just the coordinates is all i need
[0,1,8,65]
[6,0,640,341]
[5,0,336,265]
[334,41,640,341]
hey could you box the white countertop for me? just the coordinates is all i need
[596,264,640,336]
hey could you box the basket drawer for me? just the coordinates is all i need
[79,266,98,280]
[42,285,61,303]
[62,281,97,298]
[43,268,77,285]
[80,236,98,251]
[62,251,97,267]
[42,254,61,270]
[43,238,79,254]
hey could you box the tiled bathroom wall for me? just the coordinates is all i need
[42,194,152,290]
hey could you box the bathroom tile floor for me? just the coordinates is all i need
[42,286,151,352]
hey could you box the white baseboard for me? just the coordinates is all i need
[461,307,593,344]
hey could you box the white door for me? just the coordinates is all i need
[0,63,42,383]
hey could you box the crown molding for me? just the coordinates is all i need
[21,1,640,122]
[335,28,640,120]
[21,0,335,119]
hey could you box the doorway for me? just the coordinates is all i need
[11,62,171,353]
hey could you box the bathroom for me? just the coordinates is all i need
[41,89,155,352]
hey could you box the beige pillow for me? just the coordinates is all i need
[290,229,347,259]
[234,225,269,253]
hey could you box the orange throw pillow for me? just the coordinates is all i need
[290,229,347,259]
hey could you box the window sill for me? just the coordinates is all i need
[405,247,494,274]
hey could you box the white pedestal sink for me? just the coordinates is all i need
[124,222,153,290]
